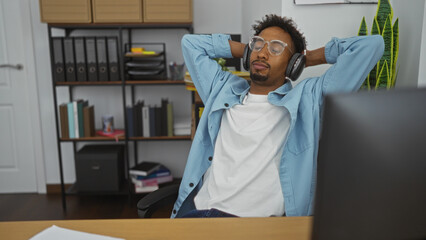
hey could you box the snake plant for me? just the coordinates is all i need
[358,0,399,90]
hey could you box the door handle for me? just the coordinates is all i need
[0,64,23,70]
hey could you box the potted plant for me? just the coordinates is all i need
[358,0,399,90]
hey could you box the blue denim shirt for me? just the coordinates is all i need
[172,34,384,218]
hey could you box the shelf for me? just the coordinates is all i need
[125,80,185,85]
[55,81,122,86]
[48,22,193,30]
[54,80,186,86]
[129,135,191,141]
[60,135,191,142]
[125,52,163,58]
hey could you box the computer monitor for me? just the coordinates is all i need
[312,88,426,240]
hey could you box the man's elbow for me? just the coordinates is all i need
[181,34,193,50]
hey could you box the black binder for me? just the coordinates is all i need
[96,37,108,81]
[52,37,65,82]
[74,37,87,82]
[107,37,119,82]
[63,38,76,82]
[85,37,98,82]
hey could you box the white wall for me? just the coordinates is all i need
[416,2,426,87]
[392,0,425,88]
[282,0,426,87]
[282,2,378,83]
[193,0,242,34]
[241,0,282,46]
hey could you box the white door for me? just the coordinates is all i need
[0,0,38,192]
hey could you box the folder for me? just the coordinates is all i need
[74,37,87,82]
[63,38,76,82]
[107,37,120,81]
[52,38,65,82]
[96,37,108,81]
[85,37,98,82]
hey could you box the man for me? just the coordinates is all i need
[172,14,384,218]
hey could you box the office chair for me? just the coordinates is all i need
[137,183,180,218]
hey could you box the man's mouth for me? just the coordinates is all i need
[252,61,269,71]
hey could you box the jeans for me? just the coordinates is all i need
[180,208,238,218]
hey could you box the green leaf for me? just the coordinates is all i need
[375,60,389,90]
[392,18,399,86]
[371,16,381,35]
[392,64,400,87]
[369,16,381,85]
[358,17,368,36]
[380,14,393,81]
[376,0,393,33]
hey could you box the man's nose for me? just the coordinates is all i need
[257,44,269,60]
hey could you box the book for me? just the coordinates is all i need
[161,98,168,136]
[149,106,156,137]
[142,105,150,137]
[132,175,173,187]
[130,166,171,180]
[126,106,134,137]
[129,161,162,176]
[59,103,69,139]
[96,130,125,142]
[83,105,95,137]
[67,102,75,138]
[77,100,87,137]
[155,106,162,136]
[167,102,174,137]
[134,184,159,193]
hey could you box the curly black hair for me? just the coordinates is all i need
[252,14,307,54]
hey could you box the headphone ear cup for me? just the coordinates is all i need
[285,53,306,81]
[243,45,251,71]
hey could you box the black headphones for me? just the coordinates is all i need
[243,44,306,82]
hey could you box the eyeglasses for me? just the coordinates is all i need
[248,36,293,56]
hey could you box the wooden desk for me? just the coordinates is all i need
[0,217,312,240]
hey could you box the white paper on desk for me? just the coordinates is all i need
[29,225,125,240]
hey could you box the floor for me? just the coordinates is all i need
[0,193,160,222]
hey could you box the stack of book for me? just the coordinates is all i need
[59,100,95,139]
[129,162,173,193]
[173,117,191,136]
[126,98,174,137]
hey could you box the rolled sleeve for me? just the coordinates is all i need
[212,34,233,58]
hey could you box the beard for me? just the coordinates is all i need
[250,71,268,82]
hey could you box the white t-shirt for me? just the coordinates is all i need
[194,92,291,217]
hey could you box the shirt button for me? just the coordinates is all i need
[208,156,212,161]
[173,209,177,214]
[189,183,194,187]
[224,103,229,107]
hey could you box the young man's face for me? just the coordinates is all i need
[250,26,294,90]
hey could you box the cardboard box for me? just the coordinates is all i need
[143,0,192,23]
[92,0,143,23]
[39,0,92,23]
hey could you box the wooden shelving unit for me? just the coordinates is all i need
[48,23,193,210]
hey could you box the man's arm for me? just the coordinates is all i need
[310,35,385,95]
[181,34,234,103]
[229,40,246,59]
